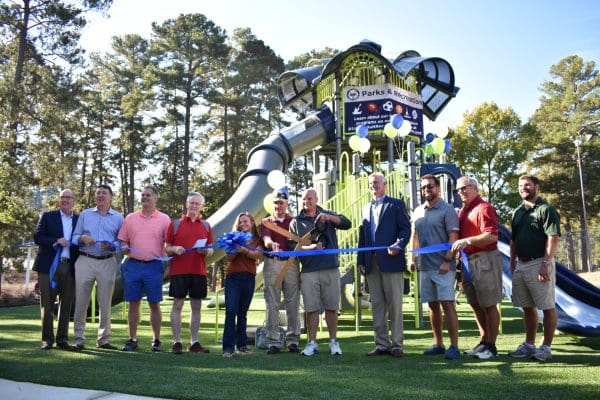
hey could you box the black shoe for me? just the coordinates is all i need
[121,339,138,351]
[56,341,77,351]
[96,342,118,350]
[267,346,281,355]
[151,339,162,352]
[74,343,85,351]
[287,343,300,353]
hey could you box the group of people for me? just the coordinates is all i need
[33,171,560,362]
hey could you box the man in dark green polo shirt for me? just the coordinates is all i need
[508,175,561,362]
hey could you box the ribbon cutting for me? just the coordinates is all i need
[409,243,472,283]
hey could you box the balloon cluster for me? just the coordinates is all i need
[383,114,412,139]
[217,231,253,254]
[349,124,371,153]
[423,126,451,155]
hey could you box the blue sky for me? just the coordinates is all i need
[81,0,600,129]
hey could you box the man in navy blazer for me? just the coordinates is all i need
[33,189,80,350]
[358,172,411,357]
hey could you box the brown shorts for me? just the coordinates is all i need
[463,249,503,308]
[300,268,340,312]
[511,258,555,310]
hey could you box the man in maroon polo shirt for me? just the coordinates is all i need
[452,176,503,360]
[165,192,214,354]
[260,187,301,354]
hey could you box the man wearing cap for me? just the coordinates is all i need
[260,187,301,354]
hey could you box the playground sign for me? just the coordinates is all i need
[343,83,423,138]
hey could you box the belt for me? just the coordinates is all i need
[60,257,70,263]
[80,252,114,260]
[130,258,156,263]
[265,255,289,261]
[518,256,539,262]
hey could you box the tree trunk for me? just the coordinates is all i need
[564,220,577,271]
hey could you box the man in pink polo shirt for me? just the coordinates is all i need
[118,186,171,352]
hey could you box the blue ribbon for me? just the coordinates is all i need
[48,248,61,289]
[408,243,471,283]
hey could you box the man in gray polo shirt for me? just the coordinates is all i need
[411,174,460,360]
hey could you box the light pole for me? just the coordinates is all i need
[570,120,599,272]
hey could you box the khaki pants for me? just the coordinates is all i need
[38,260,75,345]
[366,256,404,351]
[73,255,116,346]
[263,257,301,348]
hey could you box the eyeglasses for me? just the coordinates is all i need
[60,196,74,199]
[420,184,436,191]
[455,185,473,192]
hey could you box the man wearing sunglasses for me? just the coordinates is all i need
[411,174,460,360]
[451,176,502,360]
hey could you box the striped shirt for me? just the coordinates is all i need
[118,209,171,260]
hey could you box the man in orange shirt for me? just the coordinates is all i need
[165,192,214,354]
[118,186,171,352]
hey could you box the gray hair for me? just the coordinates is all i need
[187,192,205,205]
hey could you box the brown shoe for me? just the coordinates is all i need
[390,348,404,358]
[366,347,389,356]
[41,342,52,350]
[188,341,210,353]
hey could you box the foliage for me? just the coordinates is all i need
[450,102,534,223]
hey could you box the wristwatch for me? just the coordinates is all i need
[466,238,472,246]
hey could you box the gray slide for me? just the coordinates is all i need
[204,105,335,263]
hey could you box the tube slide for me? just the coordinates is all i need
[497,226,600,337]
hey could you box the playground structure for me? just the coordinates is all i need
[37,40,597,336]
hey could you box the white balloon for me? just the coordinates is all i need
[398,119,412,137]
[267,170,286,189]
[358,137,371,153]
[436,125,449,138]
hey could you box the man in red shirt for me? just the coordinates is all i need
[451,176,503,360]
[165,192,214,354]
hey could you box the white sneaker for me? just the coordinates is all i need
[533,345,552,361]
[475,345,497,360]
[301,341,319,356]
[329,340,342,356]
[464,343,486,356]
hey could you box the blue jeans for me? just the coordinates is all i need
[222,272,255,352]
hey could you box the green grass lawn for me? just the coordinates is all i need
[1,292,599,400]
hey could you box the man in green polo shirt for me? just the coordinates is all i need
[508,175,561,362]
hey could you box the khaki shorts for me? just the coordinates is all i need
[463,249,503,308]
[511,258,555,310]
[300,268,340,312]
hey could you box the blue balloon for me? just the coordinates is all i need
[425,133,435,143]
[444,139,452,153]
[390,114,404,129]
[356,124,369,138]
